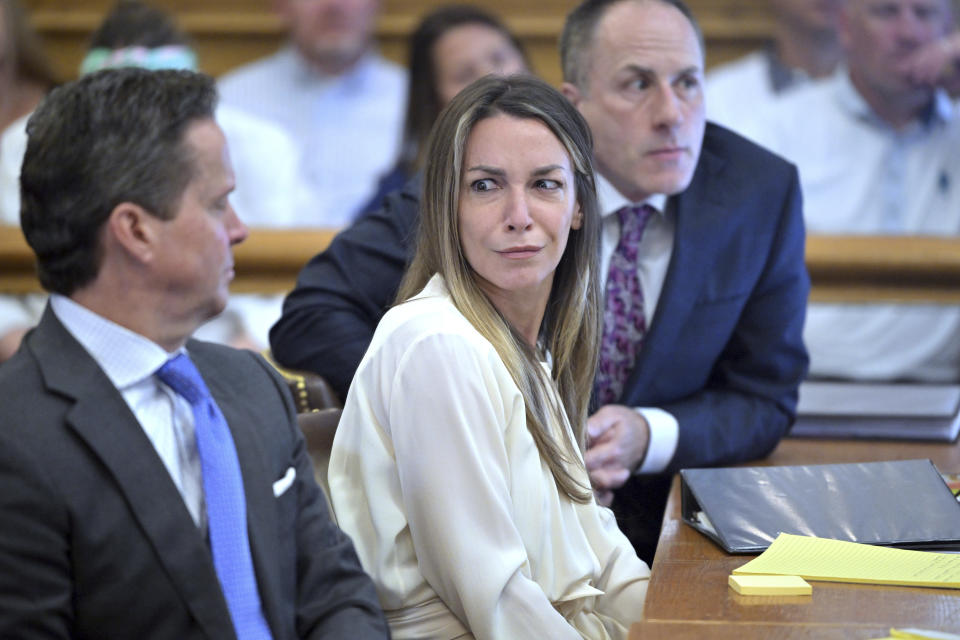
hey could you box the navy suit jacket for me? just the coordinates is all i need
[0,307,388,639]
[271,123,809,555]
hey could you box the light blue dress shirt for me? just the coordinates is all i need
[219,46,407,227]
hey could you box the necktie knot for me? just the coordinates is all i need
[157,353,210,406]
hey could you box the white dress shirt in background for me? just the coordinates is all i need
[219,46,407,227]
[750,69,960,382]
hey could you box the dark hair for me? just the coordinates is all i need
[1,0,58,88]
[398,4,527,173]
[398,75,602,503]
[561,0,704,90]
[20,67,217,295]
[88,0,190,49]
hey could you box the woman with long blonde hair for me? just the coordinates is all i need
[329,75,649,639]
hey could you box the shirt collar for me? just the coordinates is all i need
[50,294,176,390]
[764,46,809,94]
[285,44,380,91]
[833,65,954,130]
[596,173,668,220]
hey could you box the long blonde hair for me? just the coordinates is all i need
[397,75,602,503]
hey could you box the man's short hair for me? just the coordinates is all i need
[20,67,217,296]
[560,0,705,91]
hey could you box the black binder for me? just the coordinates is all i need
[680,459,960,554]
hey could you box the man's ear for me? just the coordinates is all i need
[106,202,159,264]
[560,82,583,108]
[571,203,584,230]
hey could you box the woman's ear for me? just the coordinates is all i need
[571,203,584,230]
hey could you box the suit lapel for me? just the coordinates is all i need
[29,309,233,639]
[622,142,730,401]
[193,346,286,637]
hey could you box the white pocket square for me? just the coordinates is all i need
[273,467,296,497]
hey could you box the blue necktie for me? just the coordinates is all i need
[157,354,273,640]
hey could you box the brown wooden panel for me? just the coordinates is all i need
[21,0,773,83]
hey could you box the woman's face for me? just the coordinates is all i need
[458,113,581,312]
[432,23,527,107]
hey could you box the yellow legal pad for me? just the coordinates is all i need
[728,574,812,596]
[733,533,960,589]
[871,629,960,640]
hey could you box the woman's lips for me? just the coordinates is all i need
[498,245,542,259]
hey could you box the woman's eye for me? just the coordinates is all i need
[471,179,497,192]
[535,179,561,190]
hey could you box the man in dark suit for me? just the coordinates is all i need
[0,68,388,639]
[270,0,809,563]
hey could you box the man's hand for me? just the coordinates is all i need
[901,32,960,96]
[585,405,650,498]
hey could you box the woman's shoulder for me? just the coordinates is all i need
[370,275,494,361]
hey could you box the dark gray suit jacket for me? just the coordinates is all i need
[0,306,389,639]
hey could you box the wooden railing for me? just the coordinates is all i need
[0,225,335,295]
[805,235,960,303]
[3,225,960,303]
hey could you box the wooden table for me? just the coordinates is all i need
[632,438,960,638]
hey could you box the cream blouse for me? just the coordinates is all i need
[328,275,650,640]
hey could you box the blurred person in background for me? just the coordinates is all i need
[1,0,311,354]
[219,0,406,226]
[706,0,844,139]
[0,0,54,137]
[359,4,528,213]
[0,0,57,361]
[752,0,960,383]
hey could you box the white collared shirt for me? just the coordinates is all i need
[705,49,813,144]
[749,69,960,382]
[596,175,679,474]
[50,295,206,528]
[219,46,407,226]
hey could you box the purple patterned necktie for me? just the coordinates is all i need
[594,204,655,406]
[157,354,274,640]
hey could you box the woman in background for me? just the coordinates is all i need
[0,0,55,136]
[329,75,649,640]
[360,4,528,213]
[0,0,56,361]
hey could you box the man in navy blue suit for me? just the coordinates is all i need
[271,0,809,562]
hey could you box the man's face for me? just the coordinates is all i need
[563,0,706,203]
[277,0,380,72]
[152,119,248,326]
[771,0,844,33]
[841,0,953,98]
